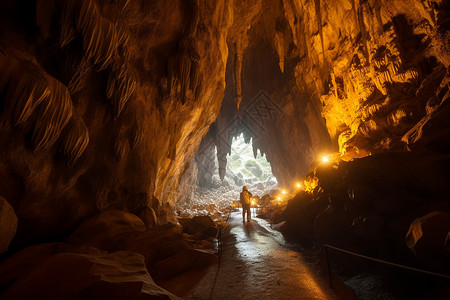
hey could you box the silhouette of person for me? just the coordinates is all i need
[240,186,252,222]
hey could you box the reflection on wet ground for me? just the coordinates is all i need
[185,212,337,299]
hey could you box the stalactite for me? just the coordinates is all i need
[358,120,377,137]
[68,57,92,94]
[0,58,51,126]
[234,37,243,109]
[243,130,252,143]
[53,0,135,117]
[188,0,200,38]
[60,116,89,164]
[218,153,227,181]
[106,63,136,118]
[0,54,86,157]
[179,53,192,104]
[76,0,120,70]
[59,0,77,47]
[114,137,129,160]
[274,31,285,73]
[32,76,73,152]
[132,124,144,149]
[167,56,180,96]
[314,0,326,62]
[190,61,200,100]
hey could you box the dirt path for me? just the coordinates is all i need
[184,211,338,300]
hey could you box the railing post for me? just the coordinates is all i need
[324,245,333,288]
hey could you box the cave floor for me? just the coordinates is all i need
[180,211,341,299]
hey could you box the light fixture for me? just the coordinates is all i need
[282,190,287,194]
[296,183,301,188]
[322,156,329,163]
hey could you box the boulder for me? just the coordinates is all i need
[67,210,146,252]
[178,216,217,240]
[126,224,186,266]
[0,248,180,300]
[270,207,285,224]
[0,243,72,288]
[406,211,450,266]
[281,191,329,238]
[153,249,215,281]
[0,195,17,254]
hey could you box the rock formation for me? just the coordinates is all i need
[0,0,449,298]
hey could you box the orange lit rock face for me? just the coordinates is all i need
[290,0,449,159]
[195,0,449,191]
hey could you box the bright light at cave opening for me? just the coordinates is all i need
[192,133,278,211]
[224,134,278,194]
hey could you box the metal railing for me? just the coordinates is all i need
[215,206,232,263]
[323,243,450,288]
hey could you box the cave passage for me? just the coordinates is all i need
[183,212,338,299]
[1,0,450,299]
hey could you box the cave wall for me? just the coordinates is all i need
[197,0,449,188]
[0,0,242,246]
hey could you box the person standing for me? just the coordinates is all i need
[240,186,252,222]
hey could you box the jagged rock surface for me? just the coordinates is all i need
[195,0,450,188]
[0,245,181,300]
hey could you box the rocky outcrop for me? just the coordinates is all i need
[0,244,180,300]
[0,209,217,298]
[0,195,17,254]
[178,215,217,240]
[67,210,147,252]
[65,210,215,281]
[406,211,450,266]
[282,151,450,271]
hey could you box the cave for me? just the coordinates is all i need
[0,0,449,299]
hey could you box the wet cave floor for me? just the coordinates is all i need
[164,211,352,299]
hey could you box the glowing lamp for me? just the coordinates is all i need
[282,190,287,194]
[296,183,301,188]
[251,200,255,206]
[277,197,281,201]
[322,156,329,163]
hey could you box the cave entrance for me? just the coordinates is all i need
[185,133,278,216]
